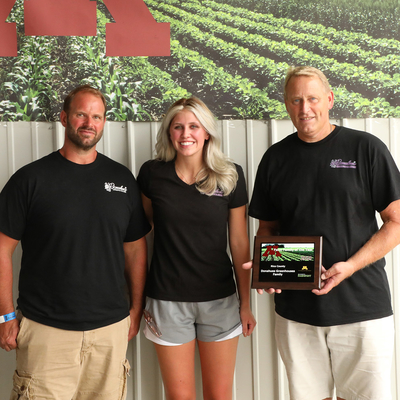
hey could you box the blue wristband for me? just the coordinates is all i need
[0,312,16,324]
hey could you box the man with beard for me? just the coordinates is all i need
[0,85,151,400]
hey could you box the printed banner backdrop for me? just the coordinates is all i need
[0,0,399,122]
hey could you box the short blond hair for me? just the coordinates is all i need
[284,66,331,98]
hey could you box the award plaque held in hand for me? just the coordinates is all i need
[251,236,323,290]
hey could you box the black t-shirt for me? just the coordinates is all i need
[138,160,248,302]
[0,151,151,330]
[249,126,400,326]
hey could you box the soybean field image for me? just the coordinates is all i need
[0,0,399,121]
[261,244,314,262]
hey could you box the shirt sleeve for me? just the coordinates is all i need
[248,151,279,221]
[0,172,29,240]
[228,164,248,208]
[124,173,151,242]
[369,136,400,212]
[137,160,151,199]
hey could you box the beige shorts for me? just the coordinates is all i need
[275,313,394,400]
[10,314,131,400]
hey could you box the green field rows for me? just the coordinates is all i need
[1,0,399,120]
[146,0,400,118]
[189,0,400,77]
[213,0,400,40]
[148,0,400,103]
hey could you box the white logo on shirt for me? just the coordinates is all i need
[104,182,127,193]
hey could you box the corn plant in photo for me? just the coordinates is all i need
[0,37,61,121]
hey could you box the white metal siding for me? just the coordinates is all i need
[0,119,399,399]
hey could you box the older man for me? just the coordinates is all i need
[0,85,151,399]
[248,66,400,400]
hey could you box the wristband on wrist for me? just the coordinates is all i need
[0,312,16,324]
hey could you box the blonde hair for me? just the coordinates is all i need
[284,66,331,98]
[155,97,238,196]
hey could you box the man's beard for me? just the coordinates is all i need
[65,119,103,151]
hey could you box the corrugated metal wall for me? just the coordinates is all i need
[0,118,399,399]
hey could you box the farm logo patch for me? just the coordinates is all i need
[330,159,357,169]
[212,188,224,197]
[104,182,127,193]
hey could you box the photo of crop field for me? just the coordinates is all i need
[261,243,314,262]
[0,0,399,121]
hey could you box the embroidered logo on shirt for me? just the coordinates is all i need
[330,159,357,169]
[104,182,128,193]
[213,188,224,197]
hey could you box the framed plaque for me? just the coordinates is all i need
[251,236,323,290]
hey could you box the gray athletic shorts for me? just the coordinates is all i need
[143,294,242,345]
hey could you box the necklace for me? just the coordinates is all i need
[175,165,201,185]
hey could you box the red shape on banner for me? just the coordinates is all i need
[24,0,97,36]
[0,0,17,57]
[103,0,170,57]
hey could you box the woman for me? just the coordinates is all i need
[137,97,256,400]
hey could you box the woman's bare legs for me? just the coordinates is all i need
[198,337,240,400]
[154,340,197,400]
